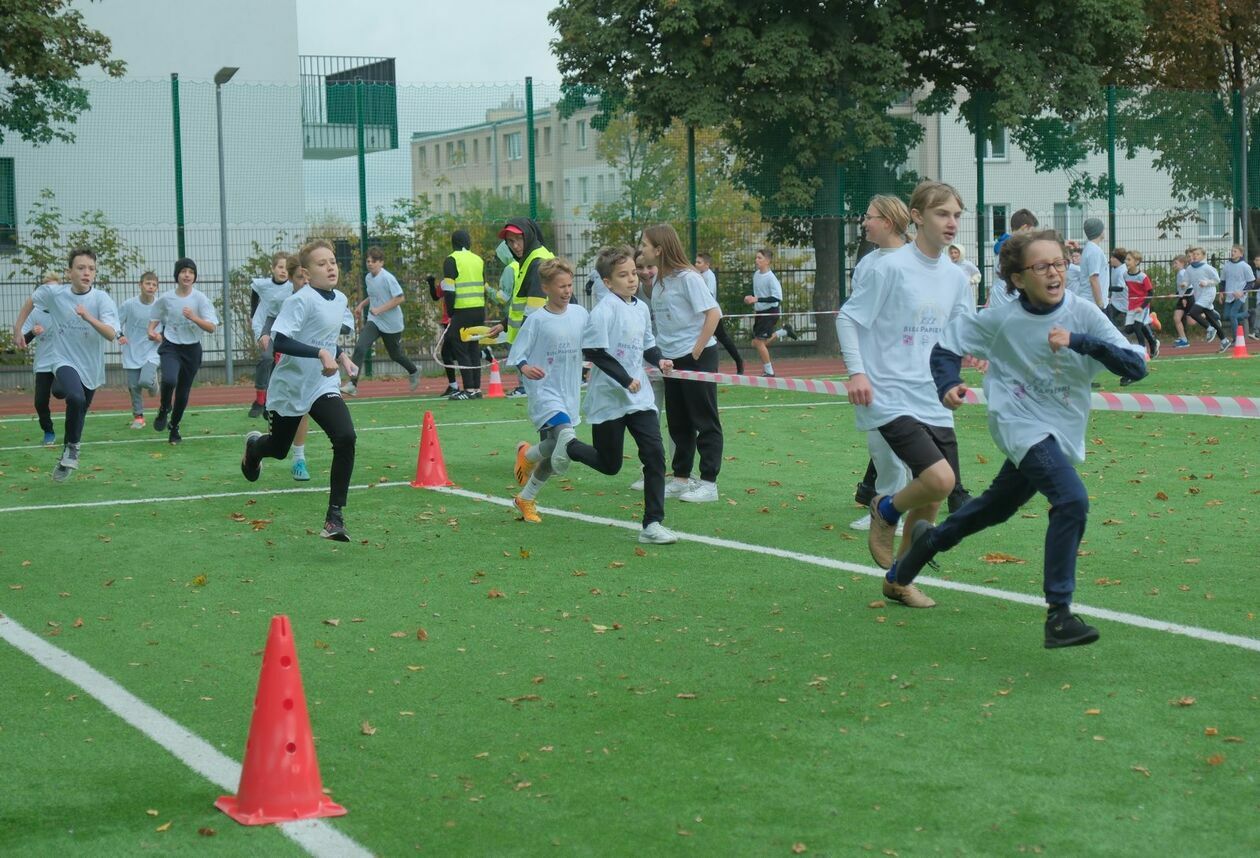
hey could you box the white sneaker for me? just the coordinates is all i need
[1204,326,1217,342]
[638,522,678,544]
[850,513,872,531]
[679,480,718,503]
[340,380,357,396]
[550,426,576,475]
[629,474,645,491]
[664,478,696,499]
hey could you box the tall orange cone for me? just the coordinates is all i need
[216,616,346,825]
[1232,324,1250,358]
[485,358,505,398]
[410,410,454,487]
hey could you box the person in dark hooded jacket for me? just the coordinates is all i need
[488,217,553,397]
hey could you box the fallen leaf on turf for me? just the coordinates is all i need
[514,780,532,791]
[473,751,489,759]
[634,547,647,557]
[1223,736,1244,743]
[592,624,609,634]
[416,628,428,641]
[229,512,246,522]
[72,618,83,628]
[487,588,505,599]
[1205,727,1218,736]
[507,694,540,703]
[1085,708,1101,715]
[249,519,272,531]
[1102,518,1122,525]
[145,809,158,817]
[792,844,808,855]
[608,561,625,569]
[1172,696,1197,707]
[155,822,171,832]
[406,665,423,671]
[981,552,1025,564]
[676,692,697,699]
[519,548,531,559]
[323,618,340,627]
[189,575,207,587]
[975,453,988,464]
[868,600,886,609]
[313,639,330,650]
[198,827,216,837]
[389,631,407,638]
[1131,766,1151,777]
[361,721,377,736]
[1155,491,1169,501]
[21,560,31,567]
[1184,558,1200,565]
[1206,754,1225,766]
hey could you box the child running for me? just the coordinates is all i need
[248,252,291,417]
[744,248,797,377]
[116,271,161,428]
[240,239,357,540]
[148,258,218,444]
[889,229,1147,648]
[836,180,975,608]
[1221,244,1254,347]
[1121,250,1158,368]
[20,272,61,446]
[554,244,678,544]
[1183,246,1230,351]
[12,248,119,481]
[342,246,419,396]
[1171,254,1192,347]
[507,257,589,523]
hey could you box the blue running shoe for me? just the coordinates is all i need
[292,459,310,481]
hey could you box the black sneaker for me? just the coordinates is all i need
[1150,339,1160,359]
[248,401,265,419]
[1119,376,1135,387]
[854,480,877,508]
[892,519,939,585]
[783,322,799,340]
[1044,609,1100,649]
[1218,337,1232,353]
[507,387,528,398]
[241,431,262,482]
[52,442,80,483]
[440,385,459,398]
[449,390,471,401]
[468,390,484,399]
[947,485,973,515]
[154,410,169,432]
[320,506,350,542]
[168,427,182,445]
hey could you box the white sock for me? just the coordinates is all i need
[524,444,542,463]
[521,474,546,501]
[763,362,774,374]
[292,444,305,462]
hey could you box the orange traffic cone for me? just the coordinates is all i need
[485,358,505,398]
[215,616,346,825]
[1232,325,1250,358]
[410,410,453,487]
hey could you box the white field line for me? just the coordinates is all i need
[0,612,372,858]
[0,393,438,424]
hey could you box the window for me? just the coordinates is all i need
[515,184,524,202]
[561,123,568,145]
[434,144,441,168]
[543,126,552,155]
[486,136,492,160]
[502,186,510,197]
[459,191,467,209]
[0,158,14,253]
[505,132,522,161]
[448,193,457,212]
[596,174,604,202]
[472,138,479,164]
[545,180,554,206]
[1053,203,1084,238]
[1198,199,1230,238]
[535,183,541,202]
[983,126,1008,161]
[988,204,1009,240]
[456,139,466,164]
[446,142,455,164]
[564,178,571,201]
[579,176,588,204]
[416,147,427,169]
[576,119,587,149]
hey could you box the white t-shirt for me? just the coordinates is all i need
[650,269,719,359]
[700,268,718,300]
[151,289,218,345]
[507,303,589,430]
[1108,265,1128,312]
[589,272,611,305]
[940,291,1144,466]
[267,287,355,417]
[364,269,405,334]
[252,277,292,322]
[1175,268,1190,297]
[31,283,119,390]
[1186,262,1220,307]
[1080,242,1107,305]
[837,242,973,431]
[837,247,897,344]
[1222,260,1254,299]
[752,269,782,311]
[21,305,58,374]
[581,296,658,424]
[1066,262,1091,302]
[987,280,1017,309]
[118,296,160,369]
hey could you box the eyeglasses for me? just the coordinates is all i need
[1021,259,1069,275]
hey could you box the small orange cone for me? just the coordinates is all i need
[410,410,454,487]
[216,616,346,825]
[485,358,505,399]
[1232,324,1250,358]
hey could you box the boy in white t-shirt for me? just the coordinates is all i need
[1221,244,1254,346]
[743,248,798,376]
[115,271,162,428]
[555,245,678,545]
[248,252,291,418]
[696,252,744,374]
[891,229,1147,648]
[836,181,975,608]
[342,246,419,395]
[148,258,218,445]
[21,272,61,447]
[1171,254,1192,347]
[1182,246,1230,351]
[508,257,590,524]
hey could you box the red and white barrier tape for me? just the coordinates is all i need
[651,368,1260,420]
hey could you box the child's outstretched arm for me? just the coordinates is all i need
[1054,325,1147,383]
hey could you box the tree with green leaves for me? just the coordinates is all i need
[7,188,146,289]
[0,0,125,145]
[550,0,1144,352]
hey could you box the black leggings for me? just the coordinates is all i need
[663,346,723,483]
[451,307,485,390]
[567,409,667,526]
[55,366,96,445]
[258,393,356,508]
[33,371,55,435]
[712,318,744,374]
[1126,321,1157,352]
[351,321,417,379]
[439,322,458,385]
[1184,304,1225,339]
[159,341,203,430]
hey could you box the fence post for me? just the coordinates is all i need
[1233,88,1245,245]
[687,125,698,260]
[355,81,371,377]
[973,92,987,307]
[526,77,537,221]
[837,164,847,306]
[170,73,186,259]
[1106,85,1117,245]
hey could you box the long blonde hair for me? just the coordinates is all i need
[642,224,694,277]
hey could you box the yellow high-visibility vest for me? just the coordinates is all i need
[506,246,554,343]
[450,249,486,310]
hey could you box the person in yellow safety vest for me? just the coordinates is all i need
[442,229,488,400]
[485,217,553,397]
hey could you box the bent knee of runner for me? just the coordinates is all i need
[918,460,956,500]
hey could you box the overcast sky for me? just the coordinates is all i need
[296,0,563,84]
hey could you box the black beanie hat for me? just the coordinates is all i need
[174,257,198,281]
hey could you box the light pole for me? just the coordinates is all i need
[214,66,239,383]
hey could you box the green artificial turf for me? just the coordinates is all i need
[1,356,1258,856]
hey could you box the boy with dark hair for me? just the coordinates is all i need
[1221,244,1254,347]
[743,247,797,376]
[1105,248,1129,328]
[695,252,744,375]
[20,272,61,446]
[1183,246,1231,352]
[342,246,418,395]
[1121,250,1158,374]
[149,257,218,445]
[116,271,161,428]
[988,209,1039,309]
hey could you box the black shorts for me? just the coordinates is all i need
[752,310,779,340]
[877,415,960,480]
[1175,295,1192,313]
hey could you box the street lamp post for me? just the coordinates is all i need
[214,66,239,383]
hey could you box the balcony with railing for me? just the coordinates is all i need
[300,55,399,160]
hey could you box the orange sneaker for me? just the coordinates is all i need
[514,441,536,486]
[513,495,541,523]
